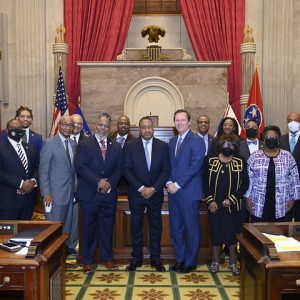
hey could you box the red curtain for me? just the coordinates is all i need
[179,0,245,119]
[64,0,134,113]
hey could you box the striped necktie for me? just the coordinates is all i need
[17,143,28,173]
[176,137,182,156]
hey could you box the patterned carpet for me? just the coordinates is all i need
[65,258,240,300]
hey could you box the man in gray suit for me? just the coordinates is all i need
[39,115,76,252]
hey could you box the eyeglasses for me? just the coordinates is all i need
[59,123,74,128]
[74,122,83,126]
[97,123,110,128]
[198,121,209,124]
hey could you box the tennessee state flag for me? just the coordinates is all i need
[242,65,265,138]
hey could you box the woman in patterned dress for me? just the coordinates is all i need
[246,125,300,222]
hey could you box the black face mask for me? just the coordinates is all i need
[8,129,25,141]
[265,138,279,149]
[221,147,234,157]
[246,128,258,139]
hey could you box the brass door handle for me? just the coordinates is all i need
[0,276,10,287]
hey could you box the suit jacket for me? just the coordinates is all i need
[168,130,205,200]
[1,129,43,155]
[239,139,264,160]
[123,137,170,200]
[109,131,136,194]
[0,138,38,210]
[281,133,300,173]
[39,135,76,205]
[74,135,122,202]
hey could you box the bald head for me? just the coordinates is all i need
[72,114,83,135]
[117,115,130,136]
[58,115,74,138]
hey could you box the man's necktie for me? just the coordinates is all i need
[22,133,27,143]
[144,141,151,170]
[100,140,106,160]
[247,140,258,145]
[290,134,296,153]
[117,136,125,148]
[176,137,182,156]
[17,143,28,173]
[65,140,71,165]
[73,136,77,145]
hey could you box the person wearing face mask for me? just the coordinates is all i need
[0,119,38,220]
[246,125,300,223]
[0,106,43,156]
[280,112,300,221]
[203,133,249,275]
[239,119,264,160]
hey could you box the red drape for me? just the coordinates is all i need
[179,0,245,119]
[64,0,134,113]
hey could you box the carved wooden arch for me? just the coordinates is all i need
[124,76,184,126]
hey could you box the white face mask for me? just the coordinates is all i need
[288,121,300,133]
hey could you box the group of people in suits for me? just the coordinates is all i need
[1,105,300,277]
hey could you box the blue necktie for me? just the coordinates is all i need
[144,141,151,171]
[176,137,182,156]
[290,134,296,153]
[247,140,258,146]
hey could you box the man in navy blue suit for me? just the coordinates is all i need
[0,106,43,155]
[74,113,122,273]
[123,116,170,272]
[167,109,205,273]
[0,119,38,220]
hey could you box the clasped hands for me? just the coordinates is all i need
[209,199,231,214]
[166,182,178,194]
[97,178,111,193]
[17,179,36,194]
[140,187,155,199]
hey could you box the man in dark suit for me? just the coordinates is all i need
[280,112,300,221]
[239,118,263,223]
[74,113,122,273]
[239,119,264,160]
[197,115,214,155]
[0,106,43,155]
[167,109,205,273]
[65,113,90,256]
[109,115,136,194]
[0,119,38,220]
[123,116,170,272]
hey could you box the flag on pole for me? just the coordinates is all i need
[75,106,92,137]
[243,65,265,138]
[49,66,69,136]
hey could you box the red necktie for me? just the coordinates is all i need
[100,140,106,160]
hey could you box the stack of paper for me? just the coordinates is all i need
[263,233,300,252]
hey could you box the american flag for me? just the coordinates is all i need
[49,66,69,136]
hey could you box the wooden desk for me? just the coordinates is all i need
[237,223,300,300]
[0,221,68,300]
[78,196,211,264]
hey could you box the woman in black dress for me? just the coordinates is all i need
[203,134,249,275]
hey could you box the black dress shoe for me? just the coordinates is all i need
[150,261,165,272]
[169,262,184,272]
[178,265,197,273]
[125,261,142,271]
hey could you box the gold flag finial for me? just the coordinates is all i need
[55,24,66,43]
[243,25,254,43]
